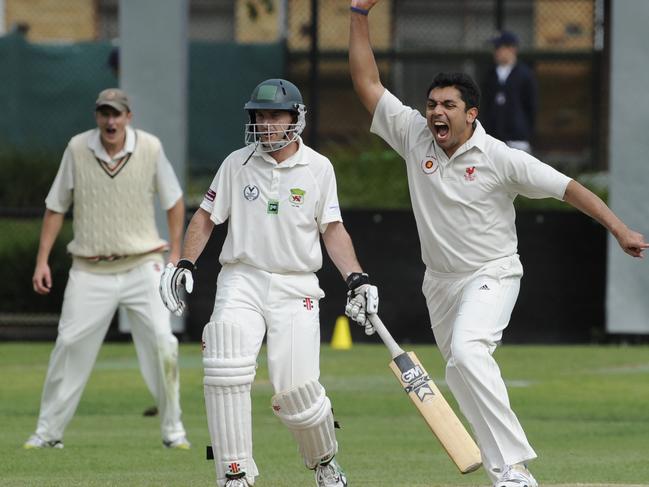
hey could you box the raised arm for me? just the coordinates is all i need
[33,209,65,294]
[349,0,386,114]
[563,180,648,258]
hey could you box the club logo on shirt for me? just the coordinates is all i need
[421,156,439,175]
[204,188,216,202]
[464,166,476,181]
[289,188,306,207]
[243,184,260,201]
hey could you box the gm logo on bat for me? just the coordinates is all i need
[402,366,436,402]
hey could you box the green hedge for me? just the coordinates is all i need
[0,145,608,315]
[0,219,72,313]
[0,149,60,207]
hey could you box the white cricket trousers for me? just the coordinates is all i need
[34,260,186,443]
[203,262,326,485]
[209,262,325,391]
[422,254,536,482]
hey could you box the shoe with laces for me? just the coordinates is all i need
[315,457,347,487]
[162,436,191,450]
[224,477,250,487]
[495,464,538,487]
[23,434,64,449]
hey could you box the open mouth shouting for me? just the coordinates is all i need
[432,120,450,144]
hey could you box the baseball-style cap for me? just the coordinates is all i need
[491,31,519,48]
[95,88,130,112]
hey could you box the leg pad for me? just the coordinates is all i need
[272,379,337,469]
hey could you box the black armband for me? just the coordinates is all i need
[346,272,370,290]
[177,259,196,272]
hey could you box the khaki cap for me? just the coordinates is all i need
[95,88,130,112]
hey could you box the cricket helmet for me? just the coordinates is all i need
[244,79,307,152]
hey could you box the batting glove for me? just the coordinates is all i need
[345,272,379,335]
[159,259,195,317]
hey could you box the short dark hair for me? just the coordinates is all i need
[427,72,481,111]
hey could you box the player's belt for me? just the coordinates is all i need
[83,254,129,262]
[78,245,168,262]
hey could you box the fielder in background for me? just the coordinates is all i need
[25,88,190,451]
[160,78,377,487]
[349,2,648,487]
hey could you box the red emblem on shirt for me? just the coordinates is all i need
[464,166,476,181]
[421,156,439,175]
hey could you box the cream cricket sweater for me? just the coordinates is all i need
[66,129,167,264]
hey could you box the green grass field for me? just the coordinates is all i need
[2,342,648,487]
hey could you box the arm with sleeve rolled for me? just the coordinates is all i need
[165,197,185,265]
[155,147,186,265]
[32,209,65,295]
[33,146,74,295]
[563,180,648,258]
[159,207,215,316]
[322,221,379,334]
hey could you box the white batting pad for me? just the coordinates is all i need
[203,321,259,485]
[271,379,337,469]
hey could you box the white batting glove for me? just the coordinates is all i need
[344,272,379,335]
[159,259,195,317]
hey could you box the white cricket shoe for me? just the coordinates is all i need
[495,464,538,487]
[224,477,250,487]
[162,435,191,450]
[315,458,348,487]
[23,434,64,449]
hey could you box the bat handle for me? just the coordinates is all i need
[368,314,405,359]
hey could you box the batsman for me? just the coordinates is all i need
[160,78,378,487]
[348,1,648,486]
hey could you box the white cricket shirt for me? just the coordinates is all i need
[200,138,343,274]
[371,90,571,274]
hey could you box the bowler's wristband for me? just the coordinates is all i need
[350,6,369,16]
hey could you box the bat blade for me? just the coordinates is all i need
[389,351,482,474]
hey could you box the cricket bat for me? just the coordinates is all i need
[368,314,482,474]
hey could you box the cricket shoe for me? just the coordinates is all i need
[495,464,538,487]
[315,458,347,487]
[224,477,250,487]
[162,435,191,450]
[23,434,64,449]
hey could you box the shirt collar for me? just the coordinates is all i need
[256,136,308,168]
[435,121,487,162]
[88,126,135,162]
[454,120,487,157]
